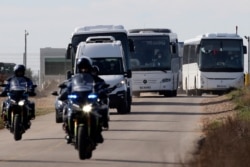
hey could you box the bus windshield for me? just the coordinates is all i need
[199,39,243,72]
[130,36,171,71]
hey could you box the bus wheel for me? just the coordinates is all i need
[171,90,177,97]
[186,89,192,96]
[194,79,202,96]
[163,91,172,97]
[195,89,202,96]
[185,79,191,96]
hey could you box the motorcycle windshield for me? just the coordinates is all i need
[71,73,94,92]
[9,77,27,91]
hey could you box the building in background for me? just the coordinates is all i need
[40,47,71,85]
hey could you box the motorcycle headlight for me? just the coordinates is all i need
[82,104,92,113]
[18,100,25,106]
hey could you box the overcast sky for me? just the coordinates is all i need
[1,0,250,71]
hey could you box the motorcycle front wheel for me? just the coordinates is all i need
[78,125,92,160]
[14,114,22,141]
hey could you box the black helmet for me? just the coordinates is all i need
[14,64,26,76]
[77,56,93,72]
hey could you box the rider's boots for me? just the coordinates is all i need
[29,102,35,120]
[1,108,9,128]
[95,133,104,143]
[100,108,109,130]
[63,123,72,144]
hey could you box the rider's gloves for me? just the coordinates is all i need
[0,91,7,97]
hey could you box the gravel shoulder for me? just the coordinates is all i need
[201,94,237,126]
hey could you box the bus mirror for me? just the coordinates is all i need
[125,70,132,78]
[66,43,72,59]
[129,39,135,52]
[243,45,247,54]
[171,43,177,54]
[196,44,201,54]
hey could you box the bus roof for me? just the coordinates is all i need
[72,25,127,36]
[128,28,178,42]
[184,33,243,44]
[0,62,15,66]
[129,28,172,33]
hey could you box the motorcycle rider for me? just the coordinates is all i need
[91,65,110,129]
[0,64,36,127]
[58,56,109,143]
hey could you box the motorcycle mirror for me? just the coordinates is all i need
[102,83,110,89]
[51,91,59,96]
[0,84,7,87]
[125,70,132,78]
[58,84,67,89]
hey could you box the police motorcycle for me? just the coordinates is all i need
[52,74,116,160]
[0,77,36,141]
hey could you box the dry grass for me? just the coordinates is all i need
[189,117,250,167]
[188,88,250,167]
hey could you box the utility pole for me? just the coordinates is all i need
[24,30,29,66]
[244,36,250,73]
[244,36,249,86]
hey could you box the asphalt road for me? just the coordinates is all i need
[0,93,206,167]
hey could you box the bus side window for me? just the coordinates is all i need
[189,45,196,63]
[183,45,189,64]
[129,39,135,52]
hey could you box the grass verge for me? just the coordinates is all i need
[188,87,250,167]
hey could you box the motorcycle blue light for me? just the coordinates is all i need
[88,94,97,99]
[68,94,77,99]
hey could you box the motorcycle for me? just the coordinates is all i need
[0,78,36,141]
[52,76,116,160]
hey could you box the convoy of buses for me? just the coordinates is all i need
[0,25,246,116]
[4,26,245,100]
[64,25,247,103]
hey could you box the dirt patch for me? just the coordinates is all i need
[30,95,55,108]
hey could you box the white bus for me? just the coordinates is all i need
[182,33,247,96]
[128,28,180,97]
